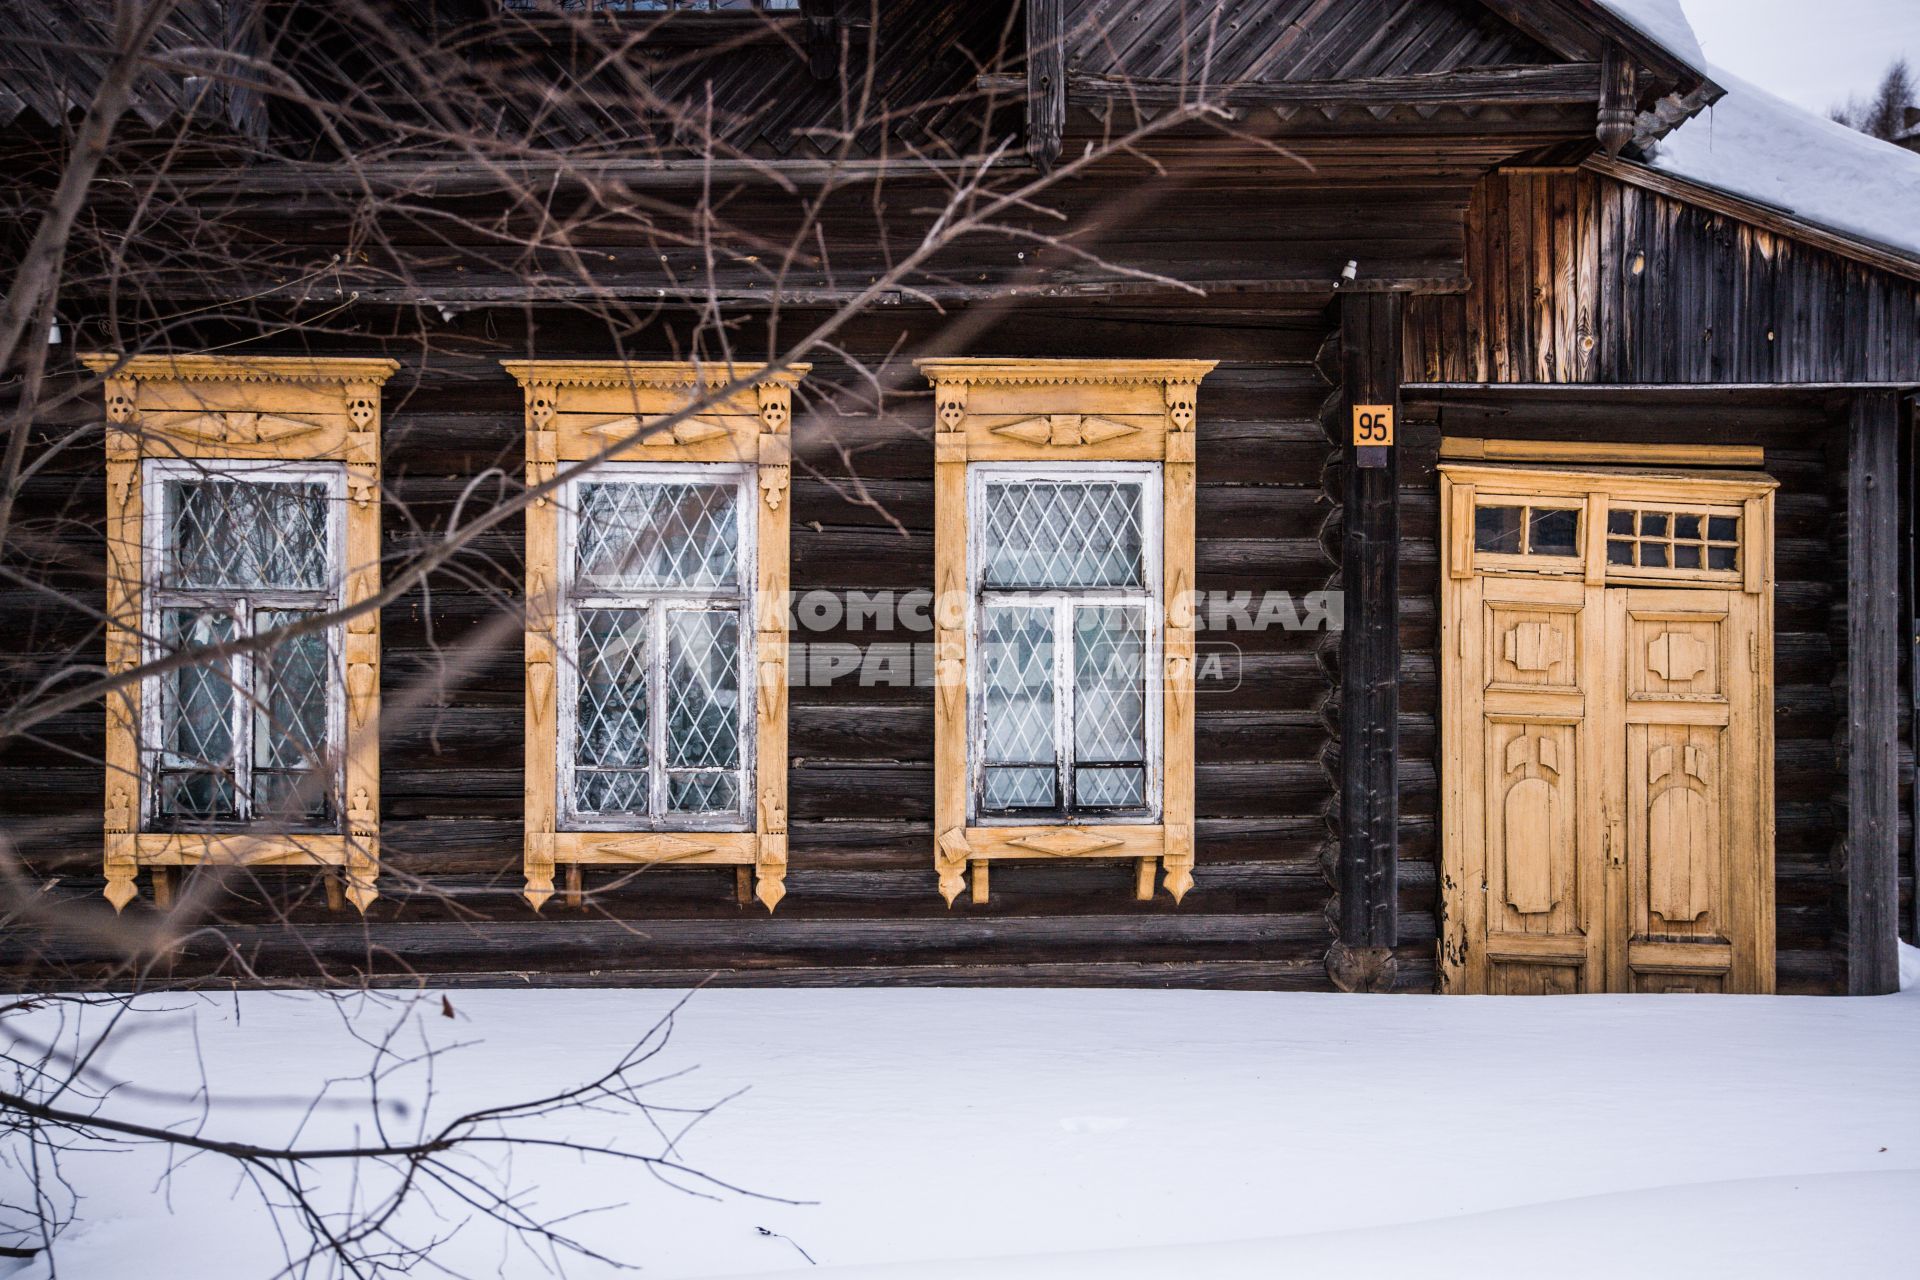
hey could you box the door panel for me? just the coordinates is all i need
[1440,466,1776,996]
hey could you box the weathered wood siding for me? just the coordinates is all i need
[2,307,1409,989]
[1405,168,1920,385]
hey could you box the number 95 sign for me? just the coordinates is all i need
[1352,405,1395,447]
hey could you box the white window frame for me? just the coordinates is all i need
[553,460,758,833]
[965,461,1163,826]
[138,457,348,830]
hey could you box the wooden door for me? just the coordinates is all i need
[1439,465,1777,995]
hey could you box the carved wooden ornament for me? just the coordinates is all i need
[916,358,1216,907]
[82,353,398,913]
[501,360,807,912]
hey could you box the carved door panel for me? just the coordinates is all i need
[1458,577,1605,995]
[1609,589,1771,993]
[1441,465,1776,996]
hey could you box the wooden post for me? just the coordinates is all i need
[1847,391,1901,995]
[1330,292,1402,992]
[1025,0,1064,171]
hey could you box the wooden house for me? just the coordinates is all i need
[1,0,1914,995]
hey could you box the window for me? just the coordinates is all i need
[560,466,754,826]
[87,355,398,914]
[918,358,1217,908]
[505,360,804,912]
[145,461,343,825]
[971,467,1160,822]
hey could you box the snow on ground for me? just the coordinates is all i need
[6,983,1919,1279]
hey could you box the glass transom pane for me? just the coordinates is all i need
[575,481,739,590]
[981,480,1145,589]
[164,479,331,589]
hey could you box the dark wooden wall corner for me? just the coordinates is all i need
[1846,390,1902,995]
[1332,292,1403,992]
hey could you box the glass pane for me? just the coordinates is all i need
[1074,606,1146,767]
[980,606,1057,812]
[668,772,739,814]
[1707,516,1739,542]
[574,608,650,815]
[1709,546,1739,571]
[1528,508,1580,557]
[1608,540,1634,566]
[981,481,1146,588]
[165,478,330,590]
[1642,542,1670,568]
[157,609,238,818]
[253,610,330,820]
[1639,512,1670,537]
[1673,544,1703,569]
[1607,509,1635,536]
[575,481,739,590]
[1474,506,1523,554]
[665,609,742,773]
[1075,766,1145,808]
[983,766,1056,811]
[1674,514,1703,540]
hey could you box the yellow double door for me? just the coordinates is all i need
[1440,465,1777,995]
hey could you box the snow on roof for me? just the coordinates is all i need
[1593,0,1707,76]
[1645,65,1920,267]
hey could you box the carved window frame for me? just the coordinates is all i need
[86,354,398,914]
[916,358,1217,908]
[504,360,804,912]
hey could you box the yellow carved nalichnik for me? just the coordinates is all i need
[503,360,806,912]
[85,353,398,913]
[916,357,1216,908]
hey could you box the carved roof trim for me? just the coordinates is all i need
[499,360,812,389]
[78,354,401,385]
[914,358,1219,386]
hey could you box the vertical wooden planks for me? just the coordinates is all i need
[1025,0,1064,170]
[1846,391,1901,995]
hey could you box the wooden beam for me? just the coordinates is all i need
[1026,0,1064,171]
[1847,391,1901,995]
[1439,437,1763,467]
[1061,64,1603,109]
[1331,292,1402,992]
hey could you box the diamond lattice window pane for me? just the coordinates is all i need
[252,610,331,820]
[983,766,1057,811]
[165,479,330,589]
[980,606,1056,814]
[575,481,739,590]
[574,608,651,815]
[668,771,740,814]
[665,608,742,775]
[981,480,1145,589]
[1073,605,1146,767]
[1075,766,1145,808]
[157,609,238,818]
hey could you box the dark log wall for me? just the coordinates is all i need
[2,305,1408,990]
[1405,168,1920,385]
